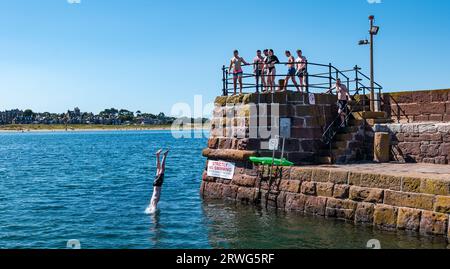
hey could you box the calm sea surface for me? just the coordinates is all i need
[0,131,448,249]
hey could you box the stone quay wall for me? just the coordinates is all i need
[375,123,450,165]
[383,89,450,123]
[201,165,450,240]
[206,92,337,165]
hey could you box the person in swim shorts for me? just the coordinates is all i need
[284,50,301,92]
[146,149,169,214]
[253,50,265,92]
[296,50,308,92]
[229,50,249,95]
[326,78,352,127]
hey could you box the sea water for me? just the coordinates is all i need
[0,131,447,249]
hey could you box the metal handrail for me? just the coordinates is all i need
[322,65,384,148]
[222,61,354,96]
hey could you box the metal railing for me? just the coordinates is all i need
[222,61,356,96]
[322,66,383,147]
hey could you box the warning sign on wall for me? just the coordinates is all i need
[207,160,236,180]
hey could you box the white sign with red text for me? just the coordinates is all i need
[207,160,236,180]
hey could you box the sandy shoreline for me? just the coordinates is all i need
[0,125,210,133]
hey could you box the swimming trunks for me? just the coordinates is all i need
[233,71,243,78]
[153,173,165,187]
[337,100,348,113]
[297,68,306,78]
[287,67,296,76]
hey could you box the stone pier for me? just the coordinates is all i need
[201,163,450,239]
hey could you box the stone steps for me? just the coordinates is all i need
[352,111,387,120]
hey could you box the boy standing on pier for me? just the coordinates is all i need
[146,149,169,214]
[229,50,249,95]
[284,50,301,92]
[253,50,265,92]
[296,50,308,92]
[327,78,352,127]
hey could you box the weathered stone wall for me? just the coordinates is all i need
[201,165,450,239]
[383,89,450,123]
[376,123,450,164]
[206,92,337,165]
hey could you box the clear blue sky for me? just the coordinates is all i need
[1,0,449,114]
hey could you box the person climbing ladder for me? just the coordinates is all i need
[146,149,169,214]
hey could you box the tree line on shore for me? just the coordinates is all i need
[0,107,209,126]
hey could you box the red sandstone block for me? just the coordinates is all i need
[329,171,349,184]
[349,186,384,203]
[207,138,219,149]
[443,114,450,122]
[384,190,435,211]
[301,181,317,196]
[325,198,357,220]
[412,91,432,104]
[355,202,375,224]
[434,196,450,214]
[203,182,226,200]
[374,204,398,230]
[316,182,334,197]
[231,175,257,188]
[333,184,350,199]
[285,193,307,212]
[300,140,324,152]
[431,90,449,102]
[236,187,258,204]
[279,180,302,193]
[292,117,305,128]
[420,178,450,196]
[429,114,444,122]
[222,184,239,200]
[440,143,450,157]
[295,105,319,117]
[403,104,421,116]
[348,172,363,185]
[397,207,421,231]
[291,127,323,139]
[277,191,287,209]
[287,152,316,164]
[389,93,413,104]
[420,211,449,236]
[421,103,446,115]
[290,167,313,181]
[399,142,422,155]
[283,139,300,152]
[359,174,402,191]
[312,169,331,183]
[304,196,327,216]
[414,115,430,122]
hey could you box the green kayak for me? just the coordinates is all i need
[249,157,294,167]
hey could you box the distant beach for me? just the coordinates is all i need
[0,124,210,133]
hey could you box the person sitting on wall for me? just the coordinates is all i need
[326,78,353,127]
[229,50,249,96]
[283,50,302,92]
[296,50,308,92]
[146,149,169,214]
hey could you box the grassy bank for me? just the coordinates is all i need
[0,124,209,132]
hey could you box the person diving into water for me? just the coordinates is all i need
[146,149,169,214]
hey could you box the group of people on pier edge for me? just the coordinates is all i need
[229,49,307,95]
[229,49,352,127]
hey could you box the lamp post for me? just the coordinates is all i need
[359,15,380,112]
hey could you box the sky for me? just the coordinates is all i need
[0,0,449,115]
